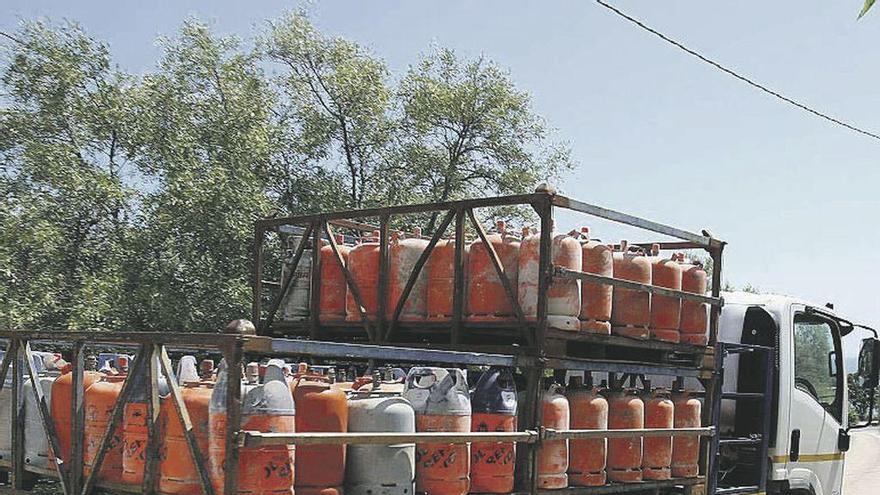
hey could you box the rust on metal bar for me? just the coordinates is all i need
[386,210,455,341]
[376,214,390,342]
[261,222,315,334]
[158,347,215,495]
[81,347,148,495]
[451,208,466,345]
[551,194,719,248]
[222,342,244,495]
[241,430,539,447]
[324,222,374,342]
[256,194,544,229]
[23,342,71,495]
[466,209,532,347]
[141,345,161,495]
[554,267,723,306]
[69,342,85,495]
[252,225,265,323]
[543,426,714,440]
[309,223,322,339]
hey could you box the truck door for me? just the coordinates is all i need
[786,307,846,495]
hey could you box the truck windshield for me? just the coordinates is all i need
[793,313,843,422]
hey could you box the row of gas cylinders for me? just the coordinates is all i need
[281,223,710,345]
[1,357,702,495]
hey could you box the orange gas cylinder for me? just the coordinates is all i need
[678,254,709,346]
[566,375,607,487]
[467,221,520,322]
[611,241,652,340]
[671,389,701,478]
[346,230,381,322]
[641,384,674,481]
[426,239,457,321]
[50,368,103,467]
[209,359,296,495]
[159,381,213,495]
[387,229,429,321]
[538,384,569,489]
[122,368,154,485]
[606,385,644,483]
[84,375,127,483]
[578,227,613,334]
[292,374,348,495]
[320,234,350,323]
[519,227,582,331]
[649,245,683,344]
[470,367,517,494]
[403,367,471,495]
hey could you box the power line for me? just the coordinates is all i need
[594,0,880,142]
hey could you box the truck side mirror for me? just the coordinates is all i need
[858,338,880,388]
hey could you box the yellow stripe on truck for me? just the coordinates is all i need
[771,452,844,463]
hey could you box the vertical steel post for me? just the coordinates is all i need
[535,195,554,348]
[757,347,774,494]
[708,243,724,347]
[10,340,24,489]
[70,341,85,495]
[310,221,323,339]
[706,344,726,495]
[141,345,162,495]
[452,208,466,345]
[377,214,390,342]
[253,225,265,325]
[223,342,244,495]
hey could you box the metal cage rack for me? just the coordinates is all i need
[0,191,740,495]
[248,191,729,495]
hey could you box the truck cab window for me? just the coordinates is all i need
[793,313,843,422]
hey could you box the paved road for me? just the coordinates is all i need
[844,428,880,493]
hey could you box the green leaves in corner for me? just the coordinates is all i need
[859,0,875,19]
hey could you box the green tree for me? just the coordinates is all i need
[0,20,133,331]
[397,48,572,230]
[123,22,277,331]
[860,0,875,18]
[264,11,394,211]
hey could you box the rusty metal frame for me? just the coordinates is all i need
[0,326,721,495]
[251,190,726,495]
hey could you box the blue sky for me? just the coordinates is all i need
[4,1,879,342]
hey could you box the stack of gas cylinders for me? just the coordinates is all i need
[279,223,710,346]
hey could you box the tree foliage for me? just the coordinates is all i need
[0,14,571,332]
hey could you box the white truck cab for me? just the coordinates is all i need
[716,291,879,495]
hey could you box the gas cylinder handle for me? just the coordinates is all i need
[291,373,332,389]
[407,369,438,389]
